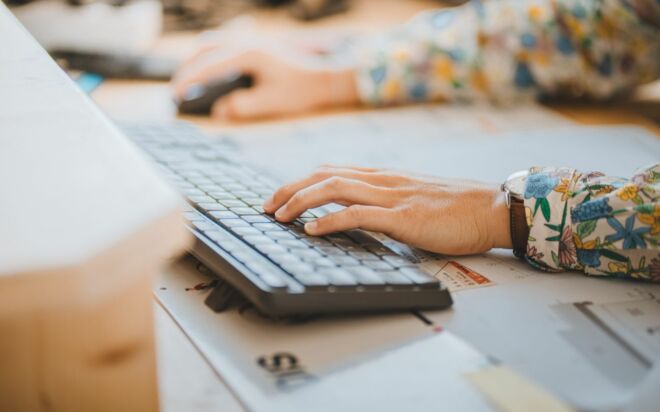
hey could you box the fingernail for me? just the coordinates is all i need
[305,221,318,234]
[275,207,287,220]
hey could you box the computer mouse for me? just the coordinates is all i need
[176,72,254,115]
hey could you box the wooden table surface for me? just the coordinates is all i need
[91,2,659,411]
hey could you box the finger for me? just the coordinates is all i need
[263,167,407,213]
[274,177,395,222]
[304,205,395,236]
[319,164,380,173]
[172,50,262,99]
[211,88,273,120]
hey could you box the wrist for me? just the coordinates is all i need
[313,68,359,109]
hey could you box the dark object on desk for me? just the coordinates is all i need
[119,122,453,316]
[176,73,254,115]
[52,50,178,80]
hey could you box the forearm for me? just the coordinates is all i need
[351,0,660,106]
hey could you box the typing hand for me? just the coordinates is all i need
[263,166,512,256]
[172,47,358,120]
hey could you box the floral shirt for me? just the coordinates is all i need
[353,0,660,104]
[523,164,660,281]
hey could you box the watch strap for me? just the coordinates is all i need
[510,197,529,259]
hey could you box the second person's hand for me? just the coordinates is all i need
[172,48,358,120]
[263,166,513,256]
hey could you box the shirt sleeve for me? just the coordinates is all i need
[523,164,660,281]
[352,0,660,105]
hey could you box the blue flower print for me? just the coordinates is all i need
[571,197,612,222]
[370,66,386,84]
[577,249,602,267]
[524,173,558,199]
[556,35,575,55]
[410,83,427,100]
[521,33,537,49]
[605,216,650,249]
[431,10,456,29]
[514,62,535,88]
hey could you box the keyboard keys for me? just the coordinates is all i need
[121,123,453,311]
[382,255,416,268]
[319,268,357,286]
[267,231,296,240]
[253,223,282,232]
[314,257,336,268]
[400,268,440,287]
[219,199,246,208]
[219,218,249,227]
[197,203,227,212]
[255,243,287,255]
[188,195,215,203]
[295,249,324,261]
[191,220,217,231]
[230,207,259,215]
[364,260,394,271]
[243,235,276,245]
[295,274,329,287]
[348,267,383,285]
[210,210,238,219]
[231,227,262,237]
[379,270,413,285]
[332,255,361,266]
[243,215,271,224]
[277,239,310,249]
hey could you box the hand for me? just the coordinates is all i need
[263,166,512,255]
[172,47,358,120]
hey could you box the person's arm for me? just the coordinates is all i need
[523,164,660,280]
[354,0,660,105]
[263,163,659,281]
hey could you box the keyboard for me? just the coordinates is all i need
[120,122,452,316]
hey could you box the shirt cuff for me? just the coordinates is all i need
[523,167,580,272]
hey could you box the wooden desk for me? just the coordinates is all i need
[91,2,659,411]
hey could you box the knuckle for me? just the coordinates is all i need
[324,176,345,190]
[347,205,365,220]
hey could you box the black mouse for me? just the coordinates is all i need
[177,72,253,115]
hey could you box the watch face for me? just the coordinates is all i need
[504,170,529,197]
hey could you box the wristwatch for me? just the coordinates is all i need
[501,170,530,259]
